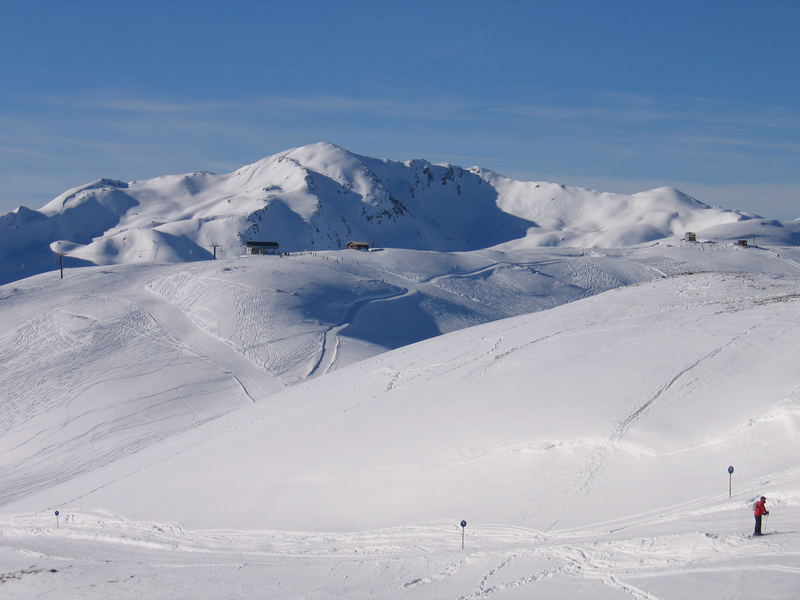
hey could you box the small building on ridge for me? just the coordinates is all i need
[244,241,280,255]
[346,241,371,251]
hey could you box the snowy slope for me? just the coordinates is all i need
[1,233,800,598]
[1,141,777,286]
[4,244,800,516]
[3,244,800,509]
[2,267,799,599]
[13,270,799,532]
[474,169,750,247]
[0,247,654,514]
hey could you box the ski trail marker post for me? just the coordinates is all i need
[727,466,734,498]
[54,510,60,528]
[460,520,467,550]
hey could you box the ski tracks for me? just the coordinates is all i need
[551,546,660,600]
[457,552,560,599]
[611,328,754,445]
[400,558,467,591]
[303,253,653,382]
[612,325,758,444]
[575,325,759,497]
[305,287,411,378]
[302,255,523,381]
[455,546,658,599]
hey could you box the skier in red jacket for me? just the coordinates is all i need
[753,496,769,536]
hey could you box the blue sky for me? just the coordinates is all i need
[1,0,798,218]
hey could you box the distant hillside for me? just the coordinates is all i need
[0,141,784,285]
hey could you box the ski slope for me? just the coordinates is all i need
[1,503,798,600]
[3,243,798,512]
[16,270,800,531]
[1,242,800,598]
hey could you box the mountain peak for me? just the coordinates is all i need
[284,141,364,168]
[39,178,129,215]
[292,140,347,154]
[1,143,792,287]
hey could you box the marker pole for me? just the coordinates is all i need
[727,466,734,498]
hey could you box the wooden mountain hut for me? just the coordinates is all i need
[244,241,280,255]
[346,241,371,251]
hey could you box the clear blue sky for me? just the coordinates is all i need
[1,0,798,218]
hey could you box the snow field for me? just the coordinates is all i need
[8,270,800,532]
[2,243,800,598]
[1,502,798,599]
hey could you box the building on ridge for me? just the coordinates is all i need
[346,241,371,251]
[244,241,280,255]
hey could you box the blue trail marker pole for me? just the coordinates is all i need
[55,510,60,528]
[728,466,734,498]
[460,520,467,550]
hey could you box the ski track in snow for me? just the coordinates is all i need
[610,326,756,444]
[0,280,285,509]
[304,253,621,380]
[308,256,514,379]
[137,290,284,402]
[569,324,761,513]
[306,286,411,379]
[756,247,800,273]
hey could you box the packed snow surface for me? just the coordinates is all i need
[2,241,800,598]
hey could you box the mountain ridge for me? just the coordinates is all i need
[2,141,793,286]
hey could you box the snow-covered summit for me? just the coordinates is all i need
[474,167,748,247]
[1,141,791,285]
[39,178,131,215]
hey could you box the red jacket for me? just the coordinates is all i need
[754,499,769,516]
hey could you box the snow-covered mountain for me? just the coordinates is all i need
[3,143,800,598]
[2,141,784,286]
